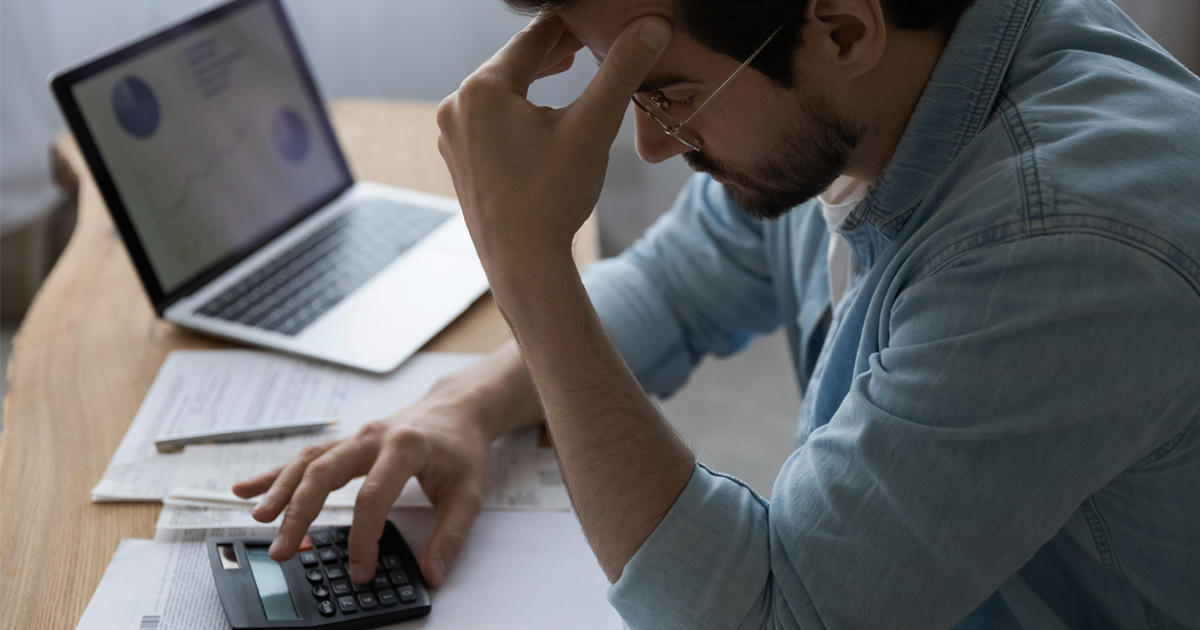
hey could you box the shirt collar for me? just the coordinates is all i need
[843,0,1043,239]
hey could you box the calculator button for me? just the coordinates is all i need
[337,544,350,559]
[331,580,352,596]
[357,593,379,611]
[352,580,373,593]
[310,531,332,547]
[317,599,336,617]
[377,589,398,607]
[372,574,391,590]
[312,584,330,599]
[333,529,348,544]
[306,570,324,584]
[389,570,410,586]
[381,554,402,570]
[397,585,418,604]
[298,535,313,551]
[318,548,338,564]
[299,551,319,567]
[325,565,346,580]
[337,595,358,614]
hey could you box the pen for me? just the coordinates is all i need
[153,418,339,453]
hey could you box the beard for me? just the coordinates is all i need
[683,90,863,220]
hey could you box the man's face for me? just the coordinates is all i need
[560,0,864,219]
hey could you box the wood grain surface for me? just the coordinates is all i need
[0,99,598,630]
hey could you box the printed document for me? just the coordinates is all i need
[155,426,569,533]
[93,350,567,507]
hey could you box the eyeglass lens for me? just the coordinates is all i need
[632,93,703,150]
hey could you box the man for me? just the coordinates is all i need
[233,0,1200,626]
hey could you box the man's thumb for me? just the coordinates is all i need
[572,16,672,133]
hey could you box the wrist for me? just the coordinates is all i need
[425,342,541,443]
[482,245,577,300]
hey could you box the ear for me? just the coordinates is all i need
[798,0,886,81]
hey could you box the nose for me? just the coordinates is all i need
[633,109,691,164]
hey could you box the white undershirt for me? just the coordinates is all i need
[817,177,871,309]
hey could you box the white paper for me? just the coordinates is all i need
[163,441,432,509]
[160,426,569,525]
[92,351,482,501]
[156,502,359,531]
[78,512,623,630]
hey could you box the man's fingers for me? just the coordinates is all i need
[251,440,341,522]
[481,14,567,95]
[534,27,582,78]
[570,16,672,134]
[533,53,576,81]
[419,483,484,588]
[231,464,284,499]
[270,439,377,561]
[345,437,426,583]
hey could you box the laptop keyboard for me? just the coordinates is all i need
[197,201,451,336]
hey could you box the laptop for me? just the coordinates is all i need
[50,0,488,374]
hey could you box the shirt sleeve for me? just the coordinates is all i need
[583,174,782,398]
[606,232,1200,629]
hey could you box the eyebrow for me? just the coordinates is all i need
[636,73,699,94]
[591,54,698,93]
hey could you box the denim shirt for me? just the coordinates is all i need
[581,0,1200,627]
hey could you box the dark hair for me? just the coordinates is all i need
[501,0,975,88]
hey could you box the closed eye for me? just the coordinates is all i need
[649,90,696,113]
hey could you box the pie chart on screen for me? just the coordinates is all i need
[111,76,160,138]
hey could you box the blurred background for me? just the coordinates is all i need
[1,0,1197,495]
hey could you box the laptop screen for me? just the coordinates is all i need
[67,0,349,294]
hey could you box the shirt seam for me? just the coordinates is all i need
[908,224,1200,303]
[1080,496,1123,574]
[1132,414,1200,468]
[998,92,1048,236]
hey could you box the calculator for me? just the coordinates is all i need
[207,522,431,629]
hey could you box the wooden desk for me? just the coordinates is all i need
[0,99,598,630]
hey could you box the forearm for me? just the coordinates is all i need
[491,251,695,581]
[434,11,683,582]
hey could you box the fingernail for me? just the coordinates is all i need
[269,533,288,557]
[350,562,371,584]
[254,496,271,514]
[639,19,672,51]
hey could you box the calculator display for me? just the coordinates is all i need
[246,547,300,620]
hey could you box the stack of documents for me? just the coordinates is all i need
[76,350,621,629]
[79,511,623,630]
[94,350,570,518]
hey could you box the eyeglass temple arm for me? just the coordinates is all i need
[677,23,786,128]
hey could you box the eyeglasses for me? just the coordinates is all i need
[632,23,785,151]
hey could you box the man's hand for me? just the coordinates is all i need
[231,344,542,587]
[232,396,487,586]
[436,14,672,288]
